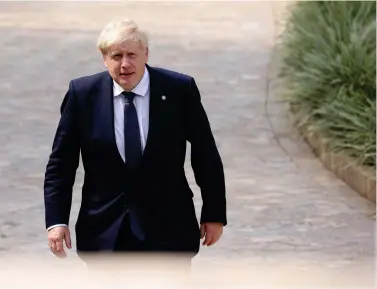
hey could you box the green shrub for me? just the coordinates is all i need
[279,1,376,167]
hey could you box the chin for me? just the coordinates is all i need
[118,80,133,90]
[118,78,129,84]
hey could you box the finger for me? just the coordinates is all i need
[57,249,67,258]
[202,232,213,246]
[207,233,221,246]
[204,226,223,246]
[50,240,57,253]
[50,240,65,258]
[56,240,63,252]
[200,225,205,239]
[65,231,72,249]
[55,250,67,258]
[54,240,67,258]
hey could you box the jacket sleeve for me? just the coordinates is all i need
[185,77,227,226]
[44,80,80,229]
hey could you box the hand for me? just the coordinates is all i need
[47,226,72,258]
[200,222,223,246]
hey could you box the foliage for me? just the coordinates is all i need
[278,1,376,167]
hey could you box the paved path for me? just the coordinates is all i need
[0,1,375,281]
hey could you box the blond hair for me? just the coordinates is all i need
[97,17,148,54]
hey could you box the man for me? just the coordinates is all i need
[44,17,226,263]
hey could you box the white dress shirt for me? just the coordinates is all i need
[47,67,150,231]
[113,67,150,162]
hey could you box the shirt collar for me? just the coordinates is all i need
[113,66,150,97]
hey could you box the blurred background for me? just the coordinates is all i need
[0,1,375,287]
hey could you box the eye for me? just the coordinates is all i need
[112,54,122,59]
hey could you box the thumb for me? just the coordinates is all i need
[64,230,72,249]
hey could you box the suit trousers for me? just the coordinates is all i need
[84,213,192,275]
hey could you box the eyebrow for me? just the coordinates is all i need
[111,51,136,55]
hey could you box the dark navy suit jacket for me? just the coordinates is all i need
[44,64,226,255]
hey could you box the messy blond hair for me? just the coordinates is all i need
[97,17,148,55]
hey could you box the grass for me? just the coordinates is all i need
[278,1,376,168]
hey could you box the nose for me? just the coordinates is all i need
[121,56,131,69]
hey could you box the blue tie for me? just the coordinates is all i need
[123,91,142,170]
[122,91,145,241]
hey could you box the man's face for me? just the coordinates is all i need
[103,40,148,91]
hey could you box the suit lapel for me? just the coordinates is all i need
[141,65,164,164]
[95,71,125,166]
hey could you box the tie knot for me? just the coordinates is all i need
[122,91,136,103]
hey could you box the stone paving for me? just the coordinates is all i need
[0,1,375,280]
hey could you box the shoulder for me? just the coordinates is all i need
[60,71,109,113]
[69,71,109,91]
[148,65,194,85]
[148,66,202,103]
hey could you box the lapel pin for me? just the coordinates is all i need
[161,95,166,100]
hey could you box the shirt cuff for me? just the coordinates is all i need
[47,224,68,231]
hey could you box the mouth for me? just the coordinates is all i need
[120,72,134,77]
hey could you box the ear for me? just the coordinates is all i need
[101,52,108,67]
[145,47,149,61]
